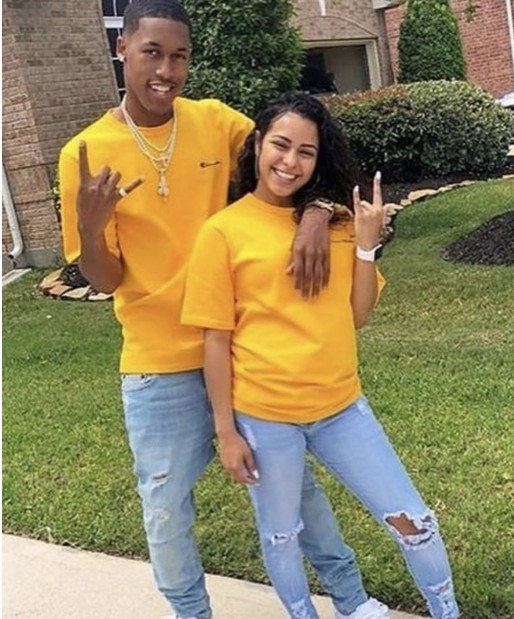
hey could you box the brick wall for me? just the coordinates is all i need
[2,0,119,269]
[293,0,394,86]
[385,0,514,98]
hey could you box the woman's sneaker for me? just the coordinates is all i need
[336,597,392,619]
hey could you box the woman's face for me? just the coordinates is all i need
[254,112,319,206]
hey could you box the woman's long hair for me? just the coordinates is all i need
[234,92,367,223]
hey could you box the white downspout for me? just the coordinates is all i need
[2,165,24,261]
[506,0,514,80]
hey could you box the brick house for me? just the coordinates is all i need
[2,0,119,273]
[385,0,514,100]
[3,0,512,272]
[2,0,400,272]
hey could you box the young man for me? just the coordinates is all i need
[59,2,390,618]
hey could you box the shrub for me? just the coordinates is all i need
[182,0,302,118]
[324,81,514,182]
[398,0,466,83]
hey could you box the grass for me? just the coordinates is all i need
[3,178,514,618]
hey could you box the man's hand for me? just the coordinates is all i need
[218,431,259,485]
[76,141,144,240]
[287,207,331,299]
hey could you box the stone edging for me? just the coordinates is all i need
[40,173,514,302]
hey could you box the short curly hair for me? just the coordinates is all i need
[123,0,191,35]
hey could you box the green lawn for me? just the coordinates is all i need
[3,178,514,618]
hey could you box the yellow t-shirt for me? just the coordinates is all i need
[60,97,253,373]
[182,193,385,423]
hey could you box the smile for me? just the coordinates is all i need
[272,168,297,181]
[149,83,174,94]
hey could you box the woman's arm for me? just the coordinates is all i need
[351,173,385,328]
[351,260,379,329]
[203,329,258,485]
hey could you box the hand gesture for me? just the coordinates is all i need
[218,431,259,485]
[353,172,385,250]
[76,141,144,238]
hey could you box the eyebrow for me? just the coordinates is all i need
[144,40,190,52]
[271,134,319,150]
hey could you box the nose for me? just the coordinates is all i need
[282,148,299,169]
[155,57,175,81]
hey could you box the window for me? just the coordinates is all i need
[102,0,130,98]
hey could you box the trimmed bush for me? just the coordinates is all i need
[398,0,466,83]
[182,0,302,117]
[323,81,514,182]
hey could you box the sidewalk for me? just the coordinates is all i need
[3,534,422,619]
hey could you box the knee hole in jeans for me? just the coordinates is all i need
[384,509,439,550]
[265,520,304,547]
[428,577,459,619]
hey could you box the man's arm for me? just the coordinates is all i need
[288,207,332,299]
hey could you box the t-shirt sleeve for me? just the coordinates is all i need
[181,221,236,330]
[59,148,120,264]
[375,267,386,305]
[220,103,254,178]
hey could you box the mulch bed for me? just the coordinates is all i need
[382,158,514,267]
[441,211,514,266]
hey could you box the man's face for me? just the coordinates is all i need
[117,17,191,126]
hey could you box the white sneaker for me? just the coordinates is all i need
[336,597,392,619]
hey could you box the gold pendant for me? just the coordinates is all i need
[158,174,169,197]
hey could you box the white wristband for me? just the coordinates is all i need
[356,244,382,262]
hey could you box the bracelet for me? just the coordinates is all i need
[308,198,353,219]
[356,244,383,262]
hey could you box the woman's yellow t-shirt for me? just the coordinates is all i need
[182,193,385,423]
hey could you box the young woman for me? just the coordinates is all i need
[182,92,459,619]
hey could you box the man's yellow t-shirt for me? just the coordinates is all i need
[59,97,253,373]
[181,193,385,423]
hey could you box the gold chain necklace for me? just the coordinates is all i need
[120,97,178,197]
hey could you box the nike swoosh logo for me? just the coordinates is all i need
[200,160,221,168]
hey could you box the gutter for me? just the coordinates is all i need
[506,0,514,80]
[2,164,24,262]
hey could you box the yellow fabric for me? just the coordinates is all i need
[182,193,386,423]
[60,97,253,373]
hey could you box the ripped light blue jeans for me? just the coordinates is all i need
[122,371,372,619]
[236,395,460,619]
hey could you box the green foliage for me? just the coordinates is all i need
[3,179,514,619]
[324,81,514,182]
[182,0,302,117]
[398,0,466,83]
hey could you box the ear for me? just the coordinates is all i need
[254,130,262,157]
[116,36,127,62]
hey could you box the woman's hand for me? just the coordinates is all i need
[353,172,384,251]
[218,431,259,485]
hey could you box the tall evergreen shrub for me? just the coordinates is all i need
[398,0,466,83]
[182,0,302,117]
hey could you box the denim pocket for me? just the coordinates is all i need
[120,373,157,393]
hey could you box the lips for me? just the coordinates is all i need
[148,82,175,101]
[272,167,297,182]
